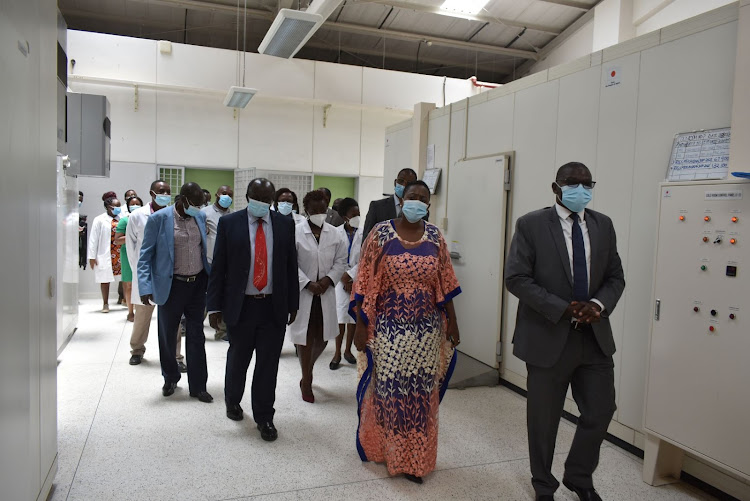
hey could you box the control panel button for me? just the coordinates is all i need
[727,266,738,277]
[711,309,717,317]
[729,313,736,320]
[714,235,723,244]
[700,265,707,271]
[730,238,737,245]
[732,216,738,223]
[679,215,685,221]
[709,325,716,333]
[703,236,709,243]
[704,216,711,222]
[694,306,700,312]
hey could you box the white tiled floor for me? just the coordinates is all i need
[51,300,714,501]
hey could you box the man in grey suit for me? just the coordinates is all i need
[505,162,625,501]
[362,167,418,239]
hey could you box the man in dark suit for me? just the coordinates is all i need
[362,167,417,239]
[318,187,344,227]
[207,178,299,442]
[505,162,625,501]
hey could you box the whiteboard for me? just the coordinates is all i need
[666,127,731,181]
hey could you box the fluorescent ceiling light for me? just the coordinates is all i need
[223,86,257,108]
[258,9,324,59]
[440,0,490,15]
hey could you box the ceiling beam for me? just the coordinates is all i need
[320,22,539,60]
[535,0,592,11]
[350,0,561,35]
[126,0,274,20]
[277,0,296,10]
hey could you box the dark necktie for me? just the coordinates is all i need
[253,221,267,291]
[571,213,588,301]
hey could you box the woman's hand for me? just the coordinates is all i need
[306,281,323,296]
[317,277,333,295]
[343,281,353,293]
[89,259,97,269]
[354,322,368,352]
[446,321,460,347]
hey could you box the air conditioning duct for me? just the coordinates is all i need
[258,0,343,59]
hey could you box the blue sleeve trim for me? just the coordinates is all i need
[348,293,368,325]
[355,348,374,462]
[439,349,458,402]
[437,286,462,308]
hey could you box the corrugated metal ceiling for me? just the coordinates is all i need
[59,0,600,83]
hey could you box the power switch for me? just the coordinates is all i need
[711,309,717,317]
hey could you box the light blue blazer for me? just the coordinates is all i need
[137,207,210,306]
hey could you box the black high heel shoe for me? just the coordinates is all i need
[404,474,423,484]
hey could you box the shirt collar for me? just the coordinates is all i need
[555,202,585,222]
[247,206,271,225]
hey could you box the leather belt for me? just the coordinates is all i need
[174,274,199,283]
[246,293,272,299]
[570,320,593,333]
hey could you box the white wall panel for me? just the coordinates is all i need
[363,67,470,110]
[360,109,412,178]
[466,94,514,159]
[555,66,601,174]
[594,52,641,422]
[314,62,363,104]
[312,105,361,175]
[502,80,560,381]
[426,110,451,226]
[68,30,156,82]
[156,93,238,168]
[383,121,412,194]
[357,175,386,220]
[244,53,315,100]
[636,0,737,35]
[156,42,236,91]
[530,21,595,74]
[238,100,314,171]
[620,21,737,430]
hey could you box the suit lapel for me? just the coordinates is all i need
[385,197,397,220]
[585,211,600,288]
[166,209,175,265]
[240,209,251,264]
[547,207,573,286]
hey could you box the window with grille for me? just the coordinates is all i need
[157,166,185,203]
[233,168,257,211]
[233,169,313,212]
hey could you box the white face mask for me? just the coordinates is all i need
[308,213,327,227]
[347,216,361,228]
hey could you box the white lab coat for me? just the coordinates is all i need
[125,205,152,300]
[334,224,363,324]
[87,212,120,283]
[288,221,348,345]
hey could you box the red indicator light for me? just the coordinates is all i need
[729,313,736,320]
[704,216,711,222]
[679,215,685,221]
[693,306,700,312]
[730,238,737,245]
[709,325,715,332]
[703,236,709,242]
[732,216,738,223]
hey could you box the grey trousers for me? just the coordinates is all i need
[525,327,616,496]
[130,303,183,361]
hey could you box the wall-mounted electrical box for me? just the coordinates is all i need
[643,180,749,485]
[66,92,111,177]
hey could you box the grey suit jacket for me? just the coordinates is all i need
[505,206,625,368]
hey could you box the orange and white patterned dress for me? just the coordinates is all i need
[350,220,461,478]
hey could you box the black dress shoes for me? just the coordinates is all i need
[536,495,554,501]
[404,474,423,484]
[190,391,213,403]
[563,480,602,501]
[344,352,356,364]
[129,355,142,365]
[226,404,243,421]
[162,381,177,397]
[257,421,278,442]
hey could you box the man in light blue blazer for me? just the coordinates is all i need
[138,182,213,402]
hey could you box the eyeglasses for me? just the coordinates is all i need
[556,181,596,190]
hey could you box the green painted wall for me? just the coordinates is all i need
[314,175,356,205]
[184,168,235,207]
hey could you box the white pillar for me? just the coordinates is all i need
[411,102,436,179]
[593,0,636,52]
[729,0,750,171]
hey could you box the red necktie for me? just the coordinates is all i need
[253,221,268,291]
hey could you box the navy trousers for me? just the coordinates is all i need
[157,271,208,393]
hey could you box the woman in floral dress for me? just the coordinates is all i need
[351,180,461,484]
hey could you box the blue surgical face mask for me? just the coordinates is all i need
[128,205,141,213]
[218,195,232,209]
[155,194,172,207]
[401,200,428,223]
[111,207,121,216]
[277,201,293,216]
[247,198,270,218]
[184,200,202,218]
[78,201,82,208]
[557,183,593,213]
[394,183,405,199]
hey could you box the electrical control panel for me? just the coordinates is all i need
[644,180,749,480]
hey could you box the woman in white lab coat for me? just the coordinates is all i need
[288,190,348,403]
[274,187,306,225]
[329,198,363,370]
[87,191,122,313]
